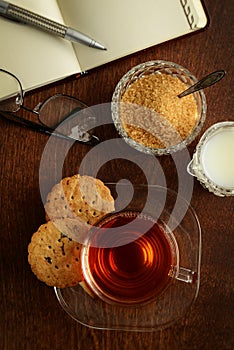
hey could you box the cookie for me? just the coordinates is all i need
[44,175,115,225]
[28,219,89,288]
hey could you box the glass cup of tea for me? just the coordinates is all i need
[55,184,201,331]
[81,211,196,307]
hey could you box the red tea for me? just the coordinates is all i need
[81,211,176,305]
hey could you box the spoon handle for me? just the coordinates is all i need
[178,70,226,98]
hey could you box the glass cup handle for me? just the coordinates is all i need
[176,267,197,284]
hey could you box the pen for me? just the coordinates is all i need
[0,0,106,50]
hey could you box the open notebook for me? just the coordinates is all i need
[0,0,208,91]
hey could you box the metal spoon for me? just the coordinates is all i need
[178,70,226,98]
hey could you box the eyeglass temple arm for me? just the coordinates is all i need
[20,104,39,115]
[0,111,100,145]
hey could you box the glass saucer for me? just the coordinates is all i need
[54,184,201,331]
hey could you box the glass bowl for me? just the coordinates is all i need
[111,60,207,155]
[54,183,201,331]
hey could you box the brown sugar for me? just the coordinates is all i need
[120,73,198,148]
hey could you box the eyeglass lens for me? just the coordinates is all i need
[39,95,96,142]
[0,70,23,113]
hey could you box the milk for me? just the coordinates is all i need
[201,128,234,189]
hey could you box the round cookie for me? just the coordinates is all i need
[44,174,115,225]
[28,219,89,288]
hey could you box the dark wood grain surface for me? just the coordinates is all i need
[1,0,233,349]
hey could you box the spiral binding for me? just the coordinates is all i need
[180,0,197,29]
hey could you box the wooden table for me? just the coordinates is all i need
[1,0,233,349]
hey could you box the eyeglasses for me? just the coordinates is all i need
[0,69,99,145]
